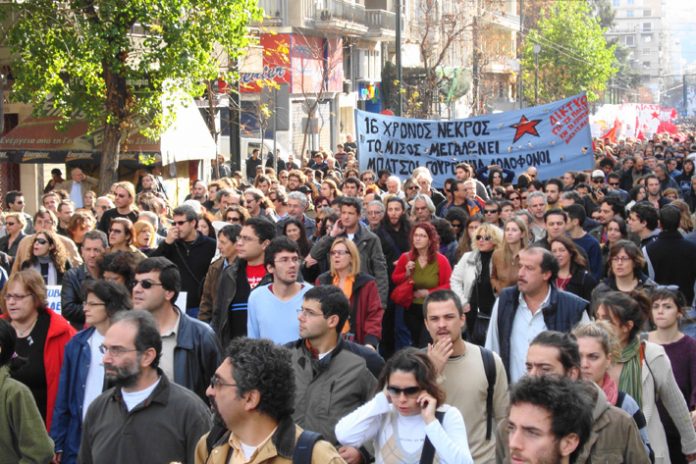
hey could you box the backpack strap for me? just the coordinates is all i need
[419,410,446,464]
[481,347,497,440]
[293,430,323,464]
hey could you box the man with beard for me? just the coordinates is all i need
[196,338,343,464]
[79,310,211,464]
[504,375,592,464]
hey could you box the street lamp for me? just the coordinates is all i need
[533,44,541,106]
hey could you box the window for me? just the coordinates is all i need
[612,0,619,5]
[643,61,651,68]
[643,22,652,32]
[625,35,635,46]
[643,34,652,43]
[643,9,651,17]
[626,10,634,17]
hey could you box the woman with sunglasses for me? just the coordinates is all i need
[392,222,452,348]
[316,238,383,350]
[648,288,696,464]
[20,230,71,285]
[595,291,696,463]
[222,205,250,226]
[0,318,54,463]
[1,269,76,432]
[450,223,502,345]
[454,213,483,262]
[50,280,132,464]
[506,190,522,211]
[491,217,529,294]
[336,348,473,464]
[107,217,146,259]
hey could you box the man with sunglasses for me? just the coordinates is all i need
[5,190,33,233]
[79,310,211,464]
[97,181,139,233]
[289,285,379,464]
[131,257,221,401]
[152,204,216,318]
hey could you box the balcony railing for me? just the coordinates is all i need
[313,0,367,24]
[366,9,395,30]
[257,0,288,25]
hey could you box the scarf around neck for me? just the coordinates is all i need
[618,337,643,406]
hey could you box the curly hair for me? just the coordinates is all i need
[225,338,295,421]
[29,230,69,274]
[82,280,133,319]
[409,222,440,263]
[376,348,446,407]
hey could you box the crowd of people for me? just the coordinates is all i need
[2,133,696,463]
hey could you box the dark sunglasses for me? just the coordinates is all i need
[35,238,48,245]
[386,385,420,397]
[484,209,499,214]
[131,279,164,289]
[173,220,191,226]
[475,235,492,241]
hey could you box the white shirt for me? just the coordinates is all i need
[485,288,590,384]
[121,377,161,412]
[83,330,105,419]
[70,181,84,208]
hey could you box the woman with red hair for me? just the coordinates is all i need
[392,222,452,347]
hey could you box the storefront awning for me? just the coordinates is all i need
[0,96,216,166]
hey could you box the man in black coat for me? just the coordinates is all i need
[645,205,696,304]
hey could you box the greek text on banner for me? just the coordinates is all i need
[356,93,594,187]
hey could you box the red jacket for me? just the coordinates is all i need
[2,308,76,431]
[316,272,384,347]
[392,252,452,292]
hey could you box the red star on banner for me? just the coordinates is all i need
[651,111,659,119]
[510,115,542,143]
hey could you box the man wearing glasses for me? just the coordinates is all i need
[289,286,378,464]
[79,310,211,464]
[152,204,217,318]
[131,257,221,401]
[247,237,312,344]
[197,337,344,464]
[4,190,33,233]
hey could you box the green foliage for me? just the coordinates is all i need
[521,1,617,103]
[2,0,262,137]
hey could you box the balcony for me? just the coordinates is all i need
[257,0,289,26]
[310,0,369,36]
[482,11,520,32]
[365,9,396,40]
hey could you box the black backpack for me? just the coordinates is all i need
[480,347,497,440]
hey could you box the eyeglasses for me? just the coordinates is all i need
[330,250,349,257]
[227,217,241,223]
[275,257,301,264]
[611,256,632,263]
[367,210,383,216]
[4,293,31,302]
[484,209,499,214]
[476,235,493,241]
[386,385,421,397]
[297,307,325,318]
[173,220,191,226]
[608,182,619,187]
[99,345,138,357]
[109,229,124,234]
[35,238,48,245]
[210,375,237,389]
[509,196,520,201]
[132,279,164,289]
[5,222,16,227]
[407,186,419,191]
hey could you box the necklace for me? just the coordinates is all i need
[13,317,38,339]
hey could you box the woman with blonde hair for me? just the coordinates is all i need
[450,222,503,345]
[573,320,652,458]
[491,217,528,294]
[670,199,694,233]
[133,220,157,255]
[20,230,71,285]
[315,237,383,349]
[107,217,146,259]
